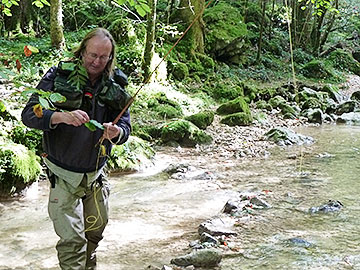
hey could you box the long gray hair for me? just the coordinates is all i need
[73,28,116,77]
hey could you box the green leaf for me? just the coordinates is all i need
[116,0,127,5]
[49,93,66,103]
[62,62,76,71]
[21,88,38,98]
[85,120,104,132]
[27,45,39,53]
[39,96,50,109]
[84,122,97,132]
[0,101,6,113]
[135,5,147,17]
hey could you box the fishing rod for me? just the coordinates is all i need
[112,0,214,125]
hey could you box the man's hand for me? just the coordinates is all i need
[51,110,90,126]
[103,122,122,140]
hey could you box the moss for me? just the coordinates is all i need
[195,52,215,70]
[220,112,253,126]
[107,136,155,172]
[147,92,183,119]
[185,110,215,129]
[203,2,248,56]
[211,84,244,102]
[216,96,250,115]
[171,61,189,81]
[326,49,360,76]
[301,59,337,80]
[0,139,42,196]
[160,119,212,146]
[256,100,273,111]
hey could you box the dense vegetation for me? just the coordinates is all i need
[0,0,360,195]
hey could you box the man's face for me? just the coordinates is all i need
[82,35,112,80]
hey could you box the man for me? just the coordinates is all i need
[22,28,131,269]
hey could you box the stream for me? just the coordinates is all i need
[1,123,360,270]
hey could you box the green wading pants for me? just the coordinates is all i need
[48,173,110,270]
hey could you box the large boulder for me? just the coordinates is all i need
[265,127,314,146]
[160,120,213,146]
[171,248,222,267]
[216,96,250,115]
[185,110,214,130]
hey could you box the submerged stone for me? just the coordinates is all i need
[309,200,343,213]
[170,248,222,267]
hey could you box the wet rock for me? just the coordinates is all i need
[249,196,271,209]
[287,237,313,248]
[161,266,173,270]
[336,112,360,125]
[200,232,220,245]
[223,199,240,214]
[170,248,222,267]
[164,163,217,181]
[198,217,237,237]
[305,108,324,124]
[309,200,343,213]
[265,127,314,146]
[335,100,359,115]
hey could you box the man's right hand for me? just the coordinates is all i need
[51,110,90,126]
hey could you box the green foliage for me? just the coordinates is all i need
[115,0,150,17]
[147,92,183,119]
[10,124,43,155]
[32,0,50,8]
[1,0,19,16]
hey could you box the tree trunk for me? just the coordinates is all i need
[50,0,65,49]
[310,9,326,55]
[142,0,157,82]
[319,0,339,53]
[173,0,205,54]
[4,4,21,36]
[256,0,266,63]
[19,0,33,34]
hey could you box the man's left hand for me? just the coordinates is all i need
[103,122,121,140]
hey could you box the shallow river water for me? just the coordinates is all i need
[1,124,360,270]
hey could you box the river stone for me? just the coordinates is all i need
[200,232,219,245]
[336,112,360,125]
[170,248,222,267]
[309,200,343,213]
[198,216,237,236]
[250,196,271,208]
[265,127,314,146]
[288,238,313,248]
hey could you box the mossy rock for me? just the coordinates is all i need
[220,112,253,126]
[10,123,43,155]
[301,59,336,79]
[211,83,244,102]
[147,92,183,119]
[268,95,286,109]
[300,97,323,110]
[350,91,360,102]
[265,127,314,146]
[195,52,215,70]
[155,104,183,119]
[327,49,360,76]
[255,100,272,111]
[107,136,155,172]
[170,61,189,81]
[322,84,341,103]
[185,110,215,130]
[279,103,299,118]
[217,96,250,115]
[160,120,212,146]
[203,2,248,61]
[0,139,42,196]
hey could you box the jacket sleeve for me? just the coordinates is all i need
[109,108,131,145]
[21,66,57,131]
